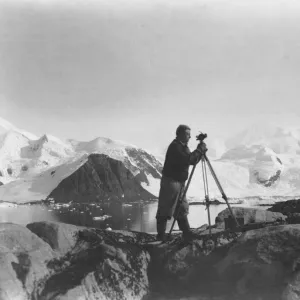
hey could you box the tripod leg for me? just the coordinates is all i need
[169,158,200,236]
[203,154,240,228]
[202,159,212,236]
[168,183,185,236]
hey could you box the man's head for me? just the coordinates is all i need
[176,124,191,144]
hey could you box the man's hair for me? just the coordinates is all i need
[176,124,191,137]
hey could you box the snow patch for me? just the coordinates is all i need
[0,153,89,203]
[141,173,160,197]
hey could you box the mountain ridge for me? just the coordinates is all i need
[0,117,300,204]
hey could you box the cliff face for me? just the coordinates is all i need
[47,154,156,203]
[124,148,162,185]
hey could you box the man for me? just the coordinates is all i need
[156,124,207,242]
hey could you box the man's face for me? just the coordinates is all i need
[179,129,191,144]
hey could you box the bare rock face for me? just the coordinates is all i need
[215,207,286,229]
[0,221,153,300]
[144,227,241,299]
[146,224,300,300]
[47,154,156,203]
[268,198,300,215]
[0,223,56,300]
[2,220,300,300]
[267,199,300,225]
[216,225,300,300]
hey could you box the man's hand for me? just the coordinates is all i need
[197,142,207,154]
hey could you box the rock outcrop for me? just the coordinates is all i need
[146,224,300,300]
[215,207,286,229]
[0,223,56,300]
[216,225,300,300]
[267,199,300,225]
[2,217,300,300]
[268,198,300,214]
[47,154,156,203]
[0,221,152,300]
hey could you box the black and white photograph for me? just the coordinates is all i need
[0,0,300,299]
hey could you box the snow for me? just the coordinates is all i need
[225,122,300,155]
[184,153,300,203]
[0,153,89,203]
[0,117,38,139]
[1,116,300,204]
[0,202,17,208]
[71,137,135,161]
[0,117,162,203]
[140,173,161,197]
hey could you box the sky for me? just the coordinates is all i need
[1,0,300,155]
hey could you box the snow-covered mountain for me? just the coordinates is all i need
[0,118,162,203]
[0,117,38,139]
[225,122,300,155]
[183,122,300,203]
[0,117,300,204]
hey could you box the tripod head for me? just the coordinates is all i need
[196,132,207,142]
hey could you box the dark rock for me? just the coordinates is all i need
[254,170,281,187]
[47,154,156,203]
[0,221,152,300]
[216,225,300,300]
[268,198,300,215]
[267,199,300,225]
[2,221,300,299]
[21,165,28,172]
[286,213,300,224]
[147,224,300,299]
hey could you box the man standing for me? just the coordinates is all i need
[156,124,207,242]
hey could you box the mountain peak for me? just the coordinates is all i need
[0,117,38,140]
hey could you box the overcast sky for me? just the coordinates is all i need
[1,0,300,154]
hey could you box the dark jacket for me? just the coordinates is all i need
[162,139,202,183]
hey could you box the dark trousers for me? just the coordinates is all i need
[156,215,191,238]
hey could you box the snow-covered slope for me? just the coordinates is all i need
[0,153,89,203]
[0,130,75,182]
[1,116,300,204]
[0,119,162,203]
[0,117,37,139]
[225,122,300,155]
[183,130,300,203]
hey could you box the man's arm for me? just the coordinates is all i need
[170,142,203,165]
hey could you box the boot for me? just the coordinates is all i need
[156,217,167,241]
[177,215,198,242]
